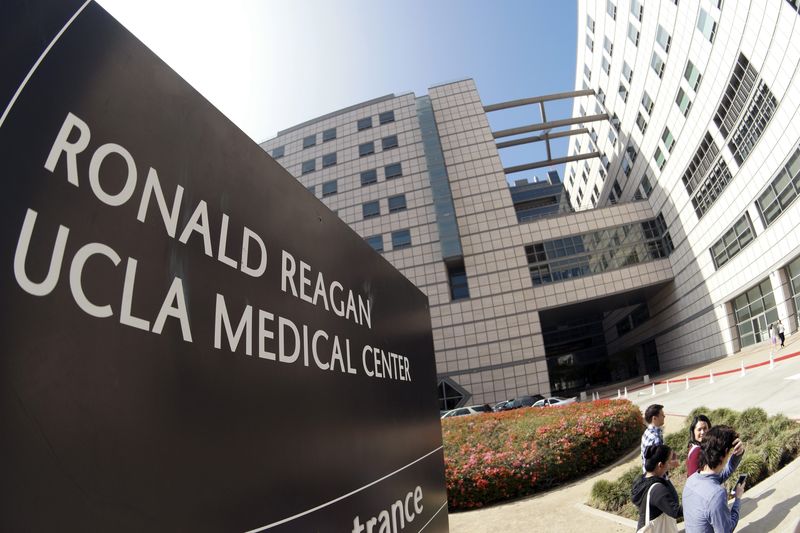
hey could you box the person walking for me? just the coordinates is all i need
[632,444,682,532]
[778,320,785,348]
[683,426,746,533]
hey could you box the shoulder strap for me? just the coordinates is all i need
[644,483,659,523]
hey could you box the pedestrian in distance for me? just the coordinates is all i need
[778,320,785,348]
[770,323,777,349]
[683,425,746,533]
[632,444,682,532]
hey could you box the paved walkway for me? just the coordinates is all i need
[448,335,800,532]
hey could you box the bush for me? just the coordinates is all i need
[589,407,800,519]
[442,399,643,510]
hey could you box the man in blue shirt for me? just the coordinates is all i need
[682,425,745,533]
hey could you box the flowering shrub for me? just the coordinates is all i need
[443,399,643,510]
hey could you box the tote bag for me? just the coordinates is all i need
[636,483,678,533]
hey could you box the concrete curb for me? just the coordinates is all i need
[575,503,637,529]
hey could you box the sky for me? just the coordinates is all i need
[96,0,578,181]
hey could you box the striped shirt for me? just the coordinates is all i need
[641,424,664,472]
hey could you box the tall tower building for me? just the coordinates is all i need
[261,0,800,409]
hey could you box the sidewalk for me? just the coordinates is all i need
[448,338,800,532]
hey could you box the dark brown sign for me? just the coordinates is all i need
[0,2,448,531]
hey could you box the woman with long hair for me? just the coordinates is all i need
[631,444,682,532]
[686,414,711,477]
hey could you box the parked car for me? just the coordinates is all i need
[440,404,493,419]
[532,396,577,407]
[494,394,545,411]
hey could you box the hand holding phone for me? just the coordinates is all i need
[730,474,746,497]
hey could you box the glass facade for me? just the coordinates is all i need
[757,145,800,226]
[525,215,673,286]
[733,278,778,347]
[788,254,800,325]
[710,213,754,269]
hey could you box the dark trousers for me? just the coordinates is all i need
[779,332,785,346]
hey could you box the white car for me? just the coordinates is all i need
[532,396,577,407]
[440,404,493,419]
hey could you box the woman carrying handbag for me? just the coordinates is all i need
[632,444,682,533]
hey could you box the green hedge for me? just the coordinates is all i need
[590,407,800,520]
[443,399,643,510]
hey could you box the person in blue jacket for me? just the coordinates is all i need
[682,425,746,533]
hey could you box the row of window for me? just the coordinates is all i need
[300,135,399,175]
[710,213,754,270]
[269,109,396,160]
[365,228,411,252]
[307,162,404,197]
[525,214,673,286]
[362,194,408,219]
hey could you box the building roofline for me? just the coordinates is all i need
[274,93,399,137]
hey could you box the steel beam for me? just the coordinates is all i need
[493,113,608,139]
[503,151,602,174]
[495,128,589,149]
[483,89,595,112]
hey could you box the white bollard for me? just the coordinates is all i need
[617,389,621,399]
[624,387,628,399]
[652,383,656,396]
[685,377,689,390]
[770,352,775,370]
[666,380,670,393]
[709,371,714,384]
[741,361,745,377]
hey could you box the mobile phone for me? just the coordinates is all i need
[730,474,747,494]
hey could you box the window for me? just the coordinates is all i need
[631,0,643,20]
[627,143,638,163]
[635,112,648,134]
[728,81,778,165]
[714,54,758,137]
[607,0,616,19]
[301,159,316,174]
[587,15,595,32]
[271,145,284,159]
[622,156,633,177]
[676,88,692,116]
[384,162,403,179]
[447,261,470,300]
[391,229,412,249]
[587,35,594,51]
[360,169,378,186]
[379,110,395,124]
[656,24,672,53]
[610,180,623,204]
[662,127,675,153]
[601,153,610,170]
[322,152,337,168]
[697,8,717,42]
[682,133,719,194]
[691,159,733,218]
[623,62,633,83]
[641,91,654,114]
[602,56,611,75]
[628,24,640,46]
[388,194,407,213]
[651,52,665,78]
[357,117,372,131]
[437,378,466,411]
[381,135,398,150]
[684,61,702,91]
[303,134,316,149]
[697,7,717,43]
[611,113,620,132]
[604,36,614,56]
[584,64,592,80]
[591,185,599,206]
[639,174,653,198]
[756,146,800,226]
[710,213,754,269]
[322,128,337,142]
[366,235,383,252]
[362,201,380,219]
[654,147,666,170]
[306,184,315,195]
[733,278,778,347]
[359,141,375,157]
[322,180,337,197]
